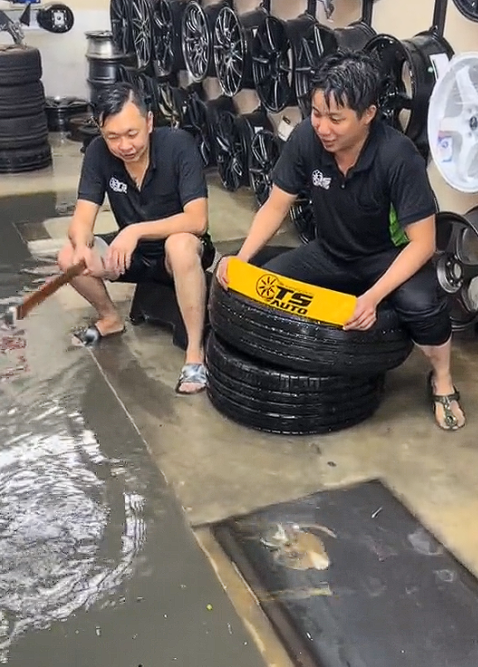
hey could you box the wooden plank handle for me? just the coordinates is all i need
[16,260,86,320]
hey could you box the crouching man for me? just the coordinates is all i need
[217,51,465,430]
[58,82,215,394]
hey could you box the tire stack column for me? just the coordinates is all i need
[0,45,52,174]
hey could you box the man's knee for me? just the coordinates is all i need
[57,242,74,272]
[391,272,451,346]
[165,233,202,271]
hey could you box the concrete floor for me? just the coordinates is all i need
[4,133,478,660]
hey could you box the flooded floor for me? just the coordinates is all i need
[1,134,478,665]
[0,192,265,665]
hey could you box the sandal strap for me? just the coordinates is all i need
[431,392,461,428]
[432,390,460,404]
[178,363,207,384]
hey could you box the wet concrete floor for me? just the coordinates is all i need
[0,194,265,666]
[3,136,478,665]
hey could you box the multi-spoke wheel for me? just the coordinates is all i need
[174,87,213,167]
[155,82,182,125]
[248,129,281,206]
[428,53,478,194]
[435,208,478,331]
[251,16,294,113]
[152,0,185,77]
[364,31,454,154]
[215,110,246,190]
[205,95,236,166]
[110,0,134,56]
[129,0,153,70]
[290,193,315,243]
[214,6,267,97]
[293,20,375,117]
[214,108,272,191]
[182,1,225,82]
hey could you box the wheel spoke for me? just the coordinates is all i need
[455,64,478,107]
[456,137,478,182]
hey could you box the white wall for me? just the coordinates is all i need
[4,0,477,212]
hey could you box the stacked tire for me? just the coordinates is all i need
[206,265,413,435]
[0,45,51,174]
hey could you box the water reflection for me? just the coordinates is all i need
[0,399,147,662]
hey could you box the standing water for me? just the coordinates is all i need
[0,193,265,667]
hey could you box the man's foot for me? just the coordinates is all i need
[428,371,466,431]
[175,363,207,395]
[72,316,125,347]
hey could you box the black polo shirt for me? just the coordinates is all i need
[77,127,208,254]
[272,118,437,261]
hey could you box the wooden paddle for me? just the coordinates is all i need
[4,260,86,326]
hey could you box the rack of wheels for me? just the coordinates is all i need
[83,0,478,335]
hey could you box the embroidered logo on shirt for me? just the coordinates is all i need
[109,177,128,193]
[312,169,331,190]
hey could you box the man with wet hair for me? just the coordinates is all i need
[217,50,465,431]
[58,82,215,394]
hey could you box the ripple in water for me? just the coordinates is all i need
[0,401,147,663]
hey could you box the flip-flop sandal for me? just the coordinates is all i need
[72,324,126,347]
[427,371,465,431]
[175,363,207,395]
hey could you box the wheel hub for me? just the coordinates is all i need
[435,209,478,330]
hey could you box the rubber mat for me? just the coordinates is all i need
[211,480,478,667]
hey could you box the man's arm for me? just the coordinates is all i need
[231,122,307,262]
[345,138,437,330]
[236,185,298,262]
[68,199,101,249]
[367,215,436,304]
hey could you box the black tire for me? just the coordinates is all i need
[0,144,52,174]
[209,278,413,377]
[0,45,42,85]
[206,333,384,435]
[0,82,45,119]
[0,113,49,150]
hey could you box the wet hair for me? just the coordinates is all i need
[310,50,381,118]
[93,82,148,126]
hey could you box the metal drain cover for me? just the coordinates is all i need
[211,480,478,667]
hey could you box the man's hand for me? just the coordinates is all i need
[344,291,380,331]
[216,256,231,290]
[104,226,139,276]
[72,244,97,276]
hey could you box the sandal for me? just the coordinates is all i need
[72,324,126,347]
[175,363,207,395]
[427,371,465,431]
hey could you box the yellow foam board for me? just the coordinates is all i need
[227,257,357,327]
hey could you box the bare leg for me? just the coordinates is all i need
[57,243,124,336]
[417,337,465,430]
[165,233,207,392]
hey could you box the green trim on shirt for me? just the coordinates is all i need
[389,204,408,247]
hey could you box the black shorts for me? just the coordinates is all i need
[96,231,216,285]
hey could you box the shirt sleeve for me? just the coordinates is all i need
[388,139,437,229]
[174,130,208,207]
[77,138,107,206]
[271,123,308,195]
